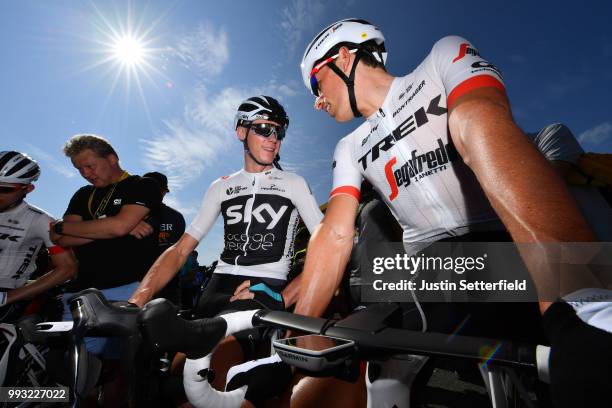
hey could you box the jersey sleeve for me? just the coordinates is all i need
[290,175,323,234]
[430,35,505,108]
[33,210,67,255]
[527,123,584,164]
[330,136,363,201]
[185,179,222,242]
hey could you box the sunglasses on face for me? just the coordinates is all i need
[249,123,286,141]
[0,185,27,194]
[309,49,358,97]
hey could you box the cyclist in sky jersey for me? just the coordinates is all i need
[294,18,611,407]
[0,151,77,322]
[130,95,323,397]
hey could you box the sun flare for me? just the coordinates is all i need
[112,35,146,67]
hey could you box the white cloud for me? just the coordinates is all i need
[279,0,325,56]
[172,22,229,77]
[26,145,76,179]
[140,82,300,191]
[578,122,612,147]
[163,195,199,218]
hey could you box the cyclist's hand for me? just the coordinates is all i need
[129,220,153,239]
[230,280,253,302]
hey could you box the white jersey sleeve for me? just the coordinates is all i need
[330,135,363,201]
[31,211,57,250]
[430,35,505,108]
[290,175,323,233]
[185,179,222,242]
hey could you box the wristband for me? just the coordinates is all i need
[0,291,7,306]
[53,220,64,235]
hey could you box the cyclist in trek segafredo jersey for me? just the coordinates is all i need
[0,151,76,319]
[187,167,322,281]
[0,202,65,289]
[331,35,506,248]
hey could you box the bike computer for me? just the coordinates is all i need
[273,334,355,372]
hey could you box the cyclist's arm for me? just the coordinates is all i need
[447,87,596,312]
[292,175,324,233]
[294,194,358,317]
[129,233,198,307]
[52,214,93,247]
[281,273,302,308]
[55,204,151,239]
[130,180,221,306]
[5,249,77,305]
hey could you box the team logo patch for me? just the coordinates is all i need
[226,186,248,196]
[452,43,480,63]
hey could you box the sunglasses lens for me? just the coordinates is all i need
[0,186,18,194]
[251,124,285,141]
[310,75,320,97]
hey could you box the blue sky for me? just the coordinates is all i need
[2,0,611,264]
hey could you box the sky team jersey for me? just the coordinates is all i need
[186,168,323,280]
[331,36,506,244]
[0,201,65,289]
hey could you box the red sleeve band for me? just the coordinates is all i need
[329,186,361,201]
[48,245,68,255]
[447,75,505,109]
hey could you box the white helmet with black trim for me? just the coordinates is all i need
[300,18,387,93]
[233,95,289,131]
[0,151,41,184]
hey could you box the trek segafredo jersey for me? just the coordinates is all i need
[0,201,65,289]
[186,168,323,281]
[331,36,506,245]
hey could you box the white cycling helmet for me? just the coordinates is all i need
[0,151,41,184]
[300,18,387,108]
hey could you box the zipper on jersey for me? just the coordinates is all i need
[237,174,258,265]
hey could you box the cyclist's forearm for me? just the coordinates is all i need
[130,245,187,307]
[294,222,353,317]
[6,264,76,304]
[55,235,93,247]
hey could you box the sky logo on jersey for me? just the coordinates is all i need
[452,43,480,63]
[384,138,459,200]
[358,95,447,170]
[226,198,288,230]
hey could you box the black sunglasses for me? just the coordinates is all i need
[249,123,286,141]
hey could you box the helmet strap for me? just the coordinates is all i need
[327,51,363,118]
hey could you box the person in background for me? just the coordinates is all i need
[143,171,186,304]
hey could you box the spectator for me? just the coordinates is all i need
[143,171,186,303]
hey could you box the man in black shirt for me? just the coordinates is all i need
[143,171,185,303]
[51,134,161,356]
[142,171,185,254]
